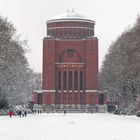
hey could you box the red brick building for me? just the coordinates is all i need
[34,11,107,112]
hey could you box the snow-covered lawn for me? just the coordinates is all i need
[0,113,140,140]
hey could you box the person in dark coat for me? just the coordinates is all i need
[18,110,22,117]
[24,110,27,117]
[38,110,40,114]
[64,110,66,114]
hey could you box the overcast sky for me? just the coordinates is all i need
[0,0,140,72]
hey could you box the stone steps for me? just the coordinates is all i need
[33,104,108,113]
[55,109,86,113]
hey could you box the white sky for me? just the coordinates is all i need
[0,0,140,72]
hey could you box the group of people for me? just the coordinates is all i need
[32,110,42,114]
[18,110,27,117]
[8,110,42,118]
[8,110,28,118]
[8,109,66,118]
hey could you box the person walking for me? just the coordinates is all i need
[22,110,25,117]
[9,110,13,118]
[24,110,27,117]
[18,110,22,117]
[38,110,40,114]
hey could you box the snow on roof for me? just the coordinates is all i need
[47,10,94,23]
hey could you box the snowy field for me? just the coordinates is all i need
[0,113,140,140]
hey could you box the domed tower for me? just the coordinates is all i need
[34,11,100,111]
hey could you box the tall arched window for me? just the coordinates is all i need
[69,71,72,90]
[80,93,83,104]
[74,71,78,90]
[80,71,83,90]
[74,93,78,101]
[63,71,67,90]
[63,93,66,102]
[58,71,61,90]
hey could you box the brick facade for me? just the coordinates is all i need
[34,12,107,111]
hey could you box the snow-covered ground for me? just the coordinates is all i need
[0,113,140,140]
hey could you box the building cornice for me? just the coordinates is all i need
[46,19,95,24]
